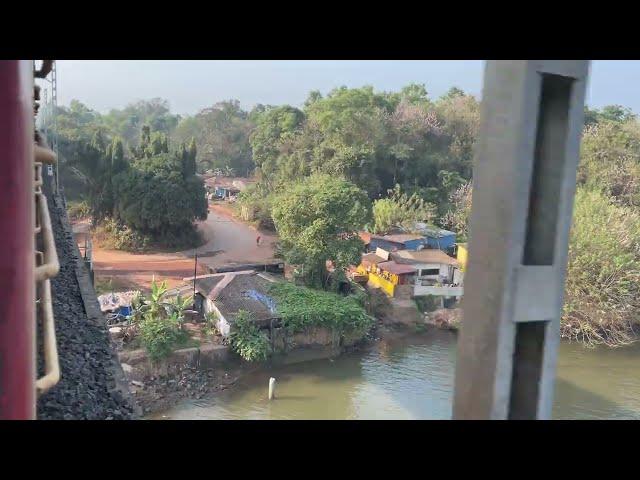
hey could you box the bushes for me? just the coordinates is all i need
[139,313,187,361]
[95,216,202,252]
[415,295,439,313]
[229,310,270,362]
[67,200,91,221]
[132,280,191,361]
[371,185,436,234]
[562,187,640,346]
[268,282,374,335]
[237,184,276,230]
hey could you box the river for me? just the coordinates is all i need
[153,330,640,420]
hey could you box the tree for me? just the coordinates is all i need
[174,100,255,175]
[441,180,472,241]
[102,98,180,147]
[250,105,305,186]
[272,174,371,289]
[113,128,207,248]
[371,185,436,234]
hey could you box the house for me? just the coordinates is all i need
[185,270,279,337]
[412,223,457,251]
[391,249,459,284]
[367,233,428,252]
[391,248,464,299]
[214,185,240,199]
[356,249,417,297]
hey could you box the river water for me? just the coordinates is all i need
[154,330,640,420]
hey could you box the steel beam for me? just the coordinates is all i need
[452,61,590,420]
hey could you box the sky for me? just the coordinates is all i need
[54,60,640,116]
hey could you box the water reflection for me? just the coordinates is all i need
[154,332,640,420]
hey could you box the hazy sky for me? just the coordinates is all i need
[55,60,640,115]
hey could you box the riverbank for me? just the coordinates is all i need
[129,322,419,417]
[152,330,640,420]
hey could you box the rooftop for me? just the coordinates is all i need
[185,271,278,322]
[374,233,425,244]
[391,249,459,266]
[360,252,387,267]
[413,223,456,238]
[377,261,417,275]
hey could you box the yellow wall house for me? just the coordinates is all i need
[357,251,416,297]
[457,243,468,272]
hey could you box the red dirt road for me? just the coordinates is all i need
[82,201,278,293]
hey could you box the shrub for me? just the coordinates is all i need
[268,282,374,335]
[562,187,640,346]
[229,310,270,362]
[132,280,191,360]
[415,295,439,313]
[67,200,91,221]
[139,313,186,361]
[237,184,276,230]
[202,311,220,337]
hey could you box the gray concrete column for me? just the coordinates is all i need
[452,61,590,420]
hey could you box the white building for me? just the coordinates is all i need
[390,249,464,299]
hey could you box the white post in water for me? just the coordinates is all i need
[268,377,276,400]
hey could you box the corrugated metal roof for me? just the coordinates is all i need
[414,223,456,238]
[377,261,417,275]
[391,249,459,266]
[361,252,387,266]
[376,233,425,244]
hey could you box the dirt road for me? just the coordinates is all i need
[84,202,278,292]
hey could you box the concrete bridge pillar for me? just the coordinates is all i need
[453,61,590,420]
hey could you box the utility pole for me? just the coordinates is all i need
[452,61,590,420]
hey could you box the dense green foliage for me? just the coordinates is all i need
[113,130,207,248]
[48,100,207,250]
[246,85,476,207]
[269,282,374,335]
[174,100,254,175]
[229,310,270,362]
[271,174,371,288]
[47,85,640,346]
[440,106,640,346]
[564,111,640,345]
[563,188,640,346]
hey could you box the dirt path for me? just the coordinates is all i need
[193,203,278,270]
[78,202,279,293]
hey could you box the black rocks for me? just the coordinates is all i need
[36,184,136,420]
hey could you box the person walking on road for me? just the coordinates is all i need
[256,235,261,247]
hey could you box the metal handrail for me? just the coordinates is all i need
[34,193,42,234]
[34,192,59,282]
[35,278,60,394]
[34,162,43,190]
